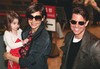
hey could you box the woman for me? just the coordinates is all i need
[4,3,51,69]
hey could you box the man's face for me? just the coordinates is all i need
[70,13,89,38]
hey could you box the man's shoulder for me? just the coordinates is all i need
[65,31,73,39]
[85,31,99,41]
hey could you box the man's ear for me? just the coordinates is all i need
[85,20,89,26]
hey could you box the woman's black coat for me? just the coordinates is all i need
[19,23,51,69]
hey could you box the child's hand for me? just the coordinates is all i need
[23,38,29,44]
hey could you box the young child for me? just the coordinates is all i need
[3,10,28,69]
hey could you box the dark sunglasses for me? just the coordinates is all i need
[27,15,42,21]
[70,20,85,25]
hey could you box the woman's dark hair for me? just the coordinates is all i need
[26,2,47,21]
[72,4,89,21]
[5,10,21,31]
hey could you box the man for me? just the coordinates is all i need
[60,5,100,69]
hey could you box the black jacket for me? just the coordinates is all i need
[19,22,51,69]
[60,30,100,69]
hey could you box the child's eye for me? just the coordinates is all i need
[13,22,18,25]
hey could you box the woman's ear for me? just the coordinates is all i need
[42,16,46,21]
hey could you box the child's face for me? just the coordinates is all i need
[11,18,20,31]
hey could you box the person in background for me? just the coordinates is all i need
[84,0,100,25]
[60,4,100,69]
[73,0,100,12]
[4,3,51,69]
[84,0,100,12]
[56,13,64,39]
[73,0,100,25]
[3,10,28,69]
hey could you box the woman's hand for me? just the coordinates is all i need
[4,52,19,63]
[3,52,12,60]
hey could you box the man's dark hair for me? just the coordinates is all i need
[72,4,89,21]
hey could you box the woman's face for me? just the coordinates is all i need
[28,11,43,32]
[70,13,89,38]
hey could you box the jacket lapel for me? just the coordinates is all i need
[73,30,91,69]
[61,32,74,69]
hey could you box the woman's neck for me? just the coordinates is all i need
[31,27,39,33]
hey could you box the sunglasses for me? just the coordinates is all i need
[70,20,85,25]
[27,15,42,21]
